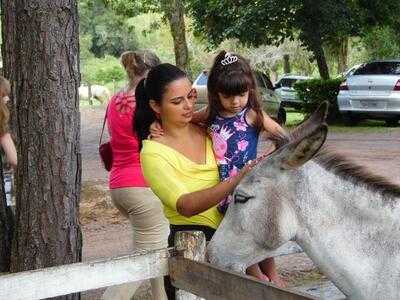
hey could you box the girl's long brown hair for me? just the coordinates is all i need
[0,76,10,136]
[206,50,264,130]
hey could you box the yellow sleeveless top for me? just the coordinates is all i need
[140,137,222,229]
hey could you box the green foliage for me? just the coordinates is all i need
[127,13,175,64]
[80,34,95,61]
[187,0,357,79]
[79,0,138,57]
[187,0,400,79]
[361,26,400,60]
[294,78,343,123]
[103,0,158,16]
[81,55,126,85]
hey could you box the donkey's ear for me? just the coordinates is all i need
[290,101,329,140]
[279,124,328,169]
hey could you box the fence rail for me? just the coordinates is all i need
[170,256,316,300]
[0,248,171,300]
[0,232,323,300]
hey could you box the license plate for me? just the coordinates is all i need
[360,100,378,108]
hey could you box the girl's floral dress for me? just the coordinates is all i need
[209,107,259,213]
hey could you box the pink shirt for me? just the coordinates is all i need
[107,90,147,189]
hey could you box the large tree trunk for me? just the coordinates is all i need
[4,2,82,298]
[311,41,330,80]
[300,2,330,80]
[162,0,190,73]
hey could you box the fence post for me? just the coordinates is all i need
[174,231,206,300]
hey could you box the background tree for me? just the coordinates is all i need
[187,0,358,79]
[243,39,314,81]
[360,26,400,61]
[1,2,82,299]
[104,0,190,72]
[79,0,139,58]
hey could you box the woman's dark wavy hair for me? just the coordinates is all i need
[206,50,264,131]
[134,63,187,148]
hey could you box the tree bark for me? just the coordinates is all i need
[162,0,190,73]
[337,37,348,75]
[4,1,82,299]
[283,54,291,74]
[311,41,330,80]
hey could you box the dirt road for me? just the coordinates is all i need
[80,105,400,299]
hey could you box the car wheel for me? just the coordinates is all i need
[385,118,399,127]
[342,113,359,126]
[277,107,286,125]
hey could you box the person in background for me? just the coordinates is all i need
[0,76,17,169]
[102,51,169,300]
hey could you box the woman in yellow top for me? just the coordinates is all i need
[134,63,250,299]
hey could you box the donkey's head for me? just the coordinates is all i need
[208,102,329,272]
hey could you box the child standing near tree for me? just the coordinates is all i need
[0,76,17,169]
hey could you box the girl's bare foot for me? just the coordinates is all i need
[268,273,287,288]
[259,258,287,288]
[246,264,270,282]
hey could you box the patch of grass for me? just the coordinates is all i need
[285,110,397,133]
[329,120,397,133]
[286,111,305,127]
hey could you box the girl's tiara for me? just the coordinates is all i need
[221,52,238,66]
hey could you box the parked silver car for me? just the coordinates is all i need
[192,71,286,124]
[274,75,311,109]
[337,60,400,126]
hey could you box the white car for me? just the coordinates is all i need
[274,75,311,109]
[337,60,400,126]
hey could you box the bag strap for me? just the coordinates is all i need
[99,104,109,146]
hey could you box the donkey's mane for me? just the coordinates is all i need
[269,131,400,199]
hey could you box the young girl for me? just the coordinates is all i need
[194,50,286,286]
[0,76,17,169]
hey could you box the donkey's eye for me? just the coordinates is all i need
[234,193,254,203]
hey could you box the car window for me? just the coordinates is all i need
[280,78,298,88]
[255,72,274,90]
[196,72,208,85]
[353,62,400,75]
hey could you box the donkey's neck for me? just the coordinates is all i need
[295,161,400,229]
[293,161,400,298]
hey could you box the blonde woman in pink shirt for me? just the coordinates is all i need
[102,50,169,300]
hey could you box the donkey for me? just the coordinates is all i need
[208,103,400,299]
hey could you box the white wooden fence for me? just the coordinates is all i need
[0,249,171,300]
[0,233,338,300]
